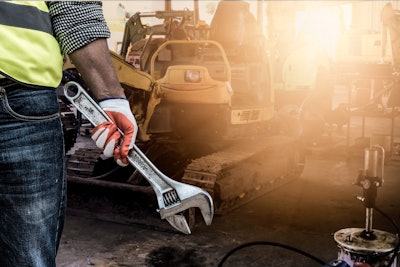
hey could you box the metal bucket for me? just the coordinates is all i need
[334,228,398,267]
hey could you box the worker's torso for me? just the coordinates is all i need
[0,1,63,88]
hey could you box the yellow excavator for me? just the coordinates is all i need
[64,0,305,229]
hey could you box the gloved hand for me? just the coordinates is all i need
[90,98,137,166]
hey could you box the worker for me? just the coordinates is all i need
[0,2,137,266]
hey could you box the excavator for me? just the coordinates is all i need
[62,0,306,230]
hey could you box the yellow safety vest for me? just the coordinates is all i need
[0,1,63,88]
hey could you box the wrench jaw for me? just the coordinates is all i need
[159,192,214,227]
[165,214,191,235]
[159,190,214,234]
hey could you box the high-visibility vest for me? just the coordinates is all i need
[0,1,63,88]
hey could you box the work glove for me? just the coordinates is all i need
[90,98,137,167]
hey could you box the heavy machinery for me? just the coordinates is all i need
[63,0,305,230]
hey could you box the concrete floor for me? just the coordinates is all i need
[56,84,400,266]
[56,125,400,267]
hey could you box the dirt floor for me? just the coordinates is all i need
[56,133,400,266]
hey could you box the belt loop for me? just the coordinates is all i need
[0,79,20,90]
[0,86,6,102]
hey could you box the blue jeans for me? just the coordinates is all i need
[0,85,66,267]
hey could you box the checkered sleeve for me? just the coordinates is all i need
[47,1,110,55]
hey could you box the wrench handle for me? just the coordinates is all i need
[63,81,111,126]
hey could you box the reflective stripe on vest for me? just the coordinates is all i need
[0,1,63,88]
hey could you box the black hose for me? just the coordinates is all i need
[217,241,326,267]
[88,166,121,180]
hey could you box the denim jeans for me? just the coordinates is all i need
[0,85,66,267]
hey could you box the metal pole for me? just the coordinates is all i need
[365,207,373,233]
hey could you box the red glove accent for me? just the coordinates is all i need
[90,99,137,166]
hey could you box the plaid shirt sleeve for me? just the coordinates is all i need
[47,1,110,55]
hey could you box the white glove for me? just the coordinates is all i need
[90,98,137,166]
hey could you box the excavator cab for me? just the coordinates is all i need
[210,0,260,60]
[209,1,272,108]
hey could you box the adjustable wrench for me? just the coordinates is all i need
[63,81,214,234]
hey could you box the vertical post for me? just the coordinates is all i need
[362,146,384,237]
[193,0,199,26]
[365,208,373,233]
[165,0,171,12]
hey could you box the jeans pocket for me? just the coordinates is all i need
[0,86,59,121]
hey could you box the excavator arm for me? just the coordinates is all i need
[109,51,160,142]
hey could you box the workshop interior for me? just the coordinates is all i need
[56,1,400,266]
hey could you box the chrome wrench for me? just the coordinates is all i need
[63,81,214,234]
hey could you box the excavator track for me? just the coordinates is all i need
[182,135,305,215]
[67,146,101,177]
[59,100,78,153]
